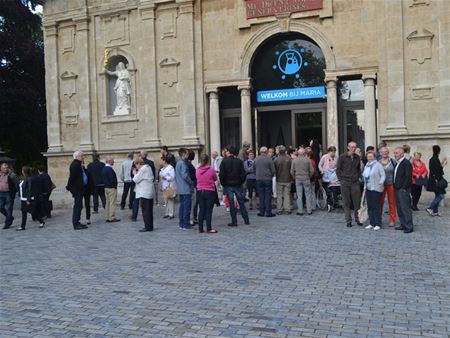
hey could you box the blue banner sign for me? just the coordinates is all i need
[256,86,326,102]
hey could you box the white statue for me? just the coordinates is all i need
[105,62,131,115]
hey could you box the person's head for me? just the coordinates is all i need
[366,146,375,153]
[298,146,305,156]
[242,142,250,150]
[432,145,441,156]
[260,146,268,155]
[178,148,189,160]
[127,152,134,160]
[393,147,404,161]
[329,161,337,169]
[139,150,148,159]
[413,152,422,161]
[199,153,209,166]
[305,147,313,159]
[22,166,32,178]
[379,146,389,159]
[278,145,286,155]
[225,145,237,157]
[187,149,195,161]
[0,163,9,174]
[268,148,275,157]
[105,155,114,165]
[211,151,218,159]
[378,142,387,150]
[73,150,84,161]
[134,157,145,169]
[347,142,357,155]
[92,151,100,161]
[221,147,228,157]
[160,146,169,156]
[403,144,411,154]
[37,164,46,173]
[327,146,336,157]
[248,150,255,160]
[366,150,376,162]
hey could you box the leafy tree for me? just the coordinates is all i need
[0,0,46,170]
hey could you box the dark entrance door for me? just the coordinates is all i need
[292,110,325,148]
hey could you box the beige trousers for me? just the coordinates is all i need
[276,182,292,212]
[164,195,175,217]
[105,188,117,221]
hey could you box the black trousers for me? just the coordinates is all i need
[92,185,106,211]
[120,182,133,209]
[411,184,422,208]
[21,201,44,228]
[197,190,215,232]
[140,198,154,230]
[83,192,91,220]
[72,193,83,227]
[394,189,414,231]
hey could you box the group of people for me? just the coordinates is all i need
[0,162,54,231]
[1,141,446,234]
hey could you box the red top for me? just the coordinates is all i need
[412,159,428,184]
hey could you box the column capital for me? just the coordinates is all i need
[74,17,90,31]
[325,77,337,88]
[362,73,377,85]
[205,87,219,95]
[238,85,252,94]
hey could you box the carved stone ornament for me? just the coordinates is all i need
[409,0,430,7]
[411,86,433,100]
[406,29,434,64]
[60,71,78,98]
[103,12,130,47]
[59,26,76,54]
[163,105,179,117]
[159,58,180,87]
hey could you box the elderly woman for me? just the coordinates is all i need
[132,158,155,232]
[379,147,397,226]
[159,156,175,219]
[363,151,386,230]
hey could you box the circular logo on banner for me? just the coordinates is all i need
[273,48,308,80]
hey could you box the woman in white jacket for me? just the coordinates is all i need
[132,158,155,232]
[363,151,386,231]
[159,156,175,219]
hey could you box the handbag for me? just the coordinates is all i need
[415,176,428,186]
[357,189,368,224]
[436,177,448,190]
[163,183,177,199]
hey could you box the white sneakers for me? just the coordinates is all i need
[365,225,373,229]
[365,224,381,230]
[373,226,381,231]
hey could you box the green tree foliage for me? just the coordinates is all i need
[0,0,46,170]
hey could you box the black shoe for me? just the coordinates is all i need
[307,212,312,215]
[257,213,264,217]
[227,223,238,227]
[266,214,276,218]
[403,228,413,234]
[412,206,419,211]
[139,228,153,232]
[163,215,170,219]
[168,216,174,219]
[244,220,250,225]
[120,206,125,210]
[346,222,352,227]
[356,221,363,226]
[15,227,25,231]
[3,225,11,229]
[198,229,204,233]
[395,226,406,231]
[93,210,98,214]
[74,225,87,230]
[296,212,304,216]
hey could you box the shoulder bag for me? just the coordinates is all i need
[357,188,368,224]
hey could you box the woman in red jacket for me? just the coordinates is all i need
[411,152,428,211]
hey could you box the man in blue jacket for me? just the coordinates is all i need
[175,148,194,229]
[102,155,120,223]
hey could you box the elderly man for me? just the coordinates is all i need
[291,147,314,216]
[393,147,414,233]
[238,142,250,162]
[130,150,156,221]
[66,150,88,230]
[255,146,276,217]
[274,145,292,214]
[102,155,120,223]
[0,162,18,229]
[336,141,362,227]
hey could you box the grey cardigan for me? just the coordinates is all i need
[363,161,386,192]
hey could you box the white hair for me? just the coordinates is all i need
[260,146,268,154]
[73,150,84,159]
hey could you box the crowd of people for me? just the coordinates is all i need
[0,142,447,234]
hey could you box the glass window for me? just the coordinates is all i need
[345,108,365,151]
[339,79,364,102]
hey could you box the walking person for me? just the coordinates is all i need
[393,147,414,233]
[426,145,447,216]
[102,155,120,223]
[37,165,54,219]
[175,148,195,230]
[196,154,218,233]
[66,150,88,230]
[120,152,134,210]
[0,162,18,229]
[379,147,397,226]
[291,147,314,216]
[363,151,386,230]
[244,150,257,210]
[255,146,276,217]
[274,145,292,214]
[159,156,175,219]
[87,152,106,213]
[219,146,250,227]
[411,152,428,211]
[336,141,363,227]
[132,158,155,232]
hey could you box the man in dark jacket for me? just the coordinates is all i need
[336,141,362,227]
[219,145,250,227]
[37,165,53,218]
[102,155,120,223]
[0,162,18,229]
[66,150,88,230]
[87,152,106,213]
[393,147,414,233]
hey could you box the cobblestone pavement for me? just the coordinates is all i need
[1,201,450,338]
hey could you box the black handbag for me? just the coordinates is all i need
[436,177,448,190]
[415,177,428,186]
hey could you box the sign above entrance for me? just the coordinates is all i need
[246,0,323,19]
[256,86,325,102]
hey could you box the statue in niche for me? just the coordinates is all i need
[105,61,131,115]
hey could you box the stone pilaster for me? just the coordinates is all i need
[325,77,338,151]
[206,88,221,154]
[363,74,377,148]
[238,84,252,147]
[437,0,450,132]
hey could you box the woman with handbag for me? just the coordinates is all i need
[363,151,386,231]
[427,145,447,216]
[411,152,428,211]
[195,153,218,233]
[379,147,397,226]
[159,156,175,219]
[16,167,45,231]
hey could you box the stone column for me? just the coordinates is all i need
[326,77,338,151]
[43,22,63,152]
[437,0,450,131]
[75,17,94,150]
[363,74,377,148]
[238,85,252,147]
[207,88,221,153]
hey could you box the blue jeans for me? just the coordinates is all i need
[256,180,273,216]
[132,197,140,220]
[223,186,249,225]
[179,194,192,228]
[197,190,215,232]
[428,193,445,213]
[296,180,312,213]
[366,190,382,227]
[0,191,13,226]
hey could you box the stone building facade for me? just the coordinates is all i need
[43,0,449,205]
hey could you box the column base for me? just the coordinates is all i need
[47,145,64,153]
[385,124,408,134]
